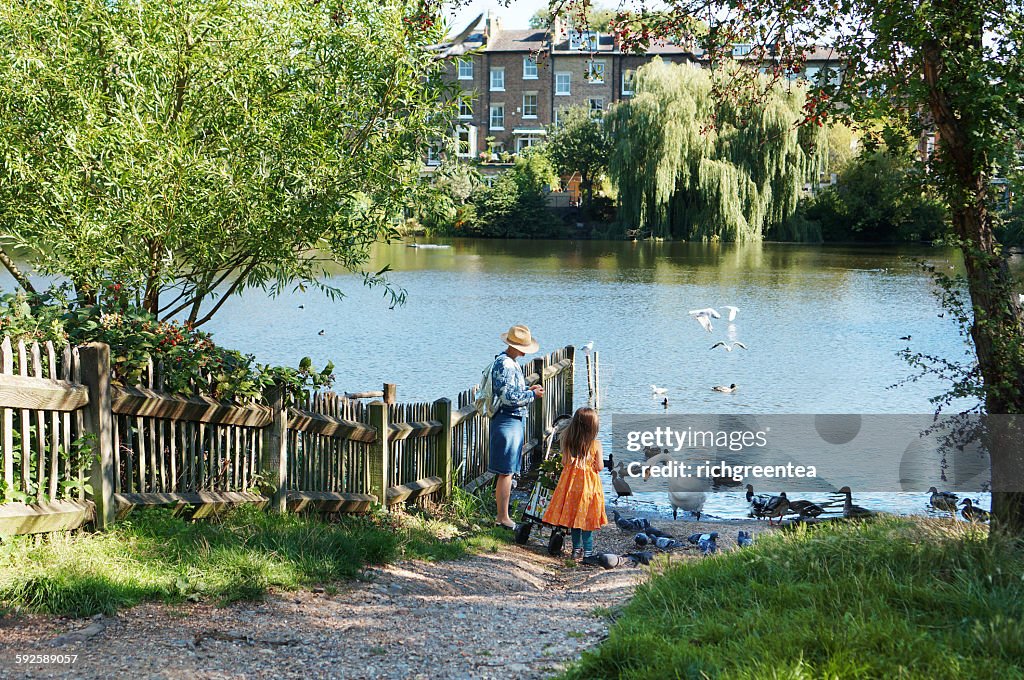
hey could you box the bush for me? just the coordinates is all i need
[466,151,566,238]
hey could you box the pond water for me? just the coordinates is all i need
[199,238,1020,520]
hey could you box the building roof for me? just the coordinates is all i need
[487,30,547,52]
[551,34,616,53]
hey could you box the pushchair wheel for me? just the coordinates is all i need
[547,529,565,556]
[514,521,533,545]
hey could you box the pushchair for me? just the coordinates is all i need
[513,414,575,555]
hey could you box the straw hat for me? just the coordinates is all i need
[500,324,539,354]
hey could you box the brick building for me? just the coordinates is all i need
[431,13,840,175]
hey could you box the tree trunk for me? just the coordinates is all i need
[923,41,1024,537]
[0,248,36,293]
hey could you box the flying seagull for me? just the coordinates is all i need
[689,308,721,332]
[421,14,483,60]
[710,341,748,352]
[722,305,739,321]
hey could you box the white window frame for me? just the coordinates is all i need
[586,60,606,84]
[490,67,505,91]
[589,97,604,115]
[555,72,571,95]
[516,135,542,153]
[522,92,538,119]
[458,97,473,120]
[455,125,476,158]
[489,103,505,130]
[458,58,473,80]
[622,69,636,95]
[732,43,752,57]
[523,56,538,80]
[426,143,441,166]
[570,31,598,51]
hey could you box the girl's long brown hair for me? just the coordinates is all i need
[561,407,600,459]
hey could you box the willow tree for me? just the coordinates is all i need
[0,0,451,324]
[607,59,825,241]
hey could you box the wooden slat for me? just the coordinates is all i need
[0,500,95,536]
[0,373,90,412]
[111,385,272,428]
[285,490,377,514]
[1,338,12,492]
[385,475,444,505]
[113,491,269,520]
[286,407,377,442]
[46,342,60,500]
[463,471,495,494]
[452,403,479,427]
[17,340,30,494]
[388,419,443,441]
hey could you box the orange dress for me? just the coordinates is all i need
[542,442,608,531]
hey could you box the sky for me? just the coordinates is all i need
[444,0,549,31]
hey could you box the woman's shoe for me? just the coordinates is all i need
[495,521,516,531]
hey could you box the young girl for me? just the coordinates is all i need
[542,407,608,558]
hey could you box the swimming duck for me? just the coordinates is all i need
[835,486,873,519]
[761,492,790,525]
[927,487,959,513]
[960,498,991,522]
[712,384,738,393]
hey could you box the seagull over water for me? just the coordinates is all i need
[710,341,748,352]
[689,308,721,332]
[722,305,739,322]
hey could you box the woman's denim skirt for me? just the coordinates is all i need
[488,411,525,475]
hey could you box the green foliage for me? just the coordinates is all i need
[530,5,616,31]
[564,518,1024,679]
[466,152,565,239]
[0,0,452,325]
[780,150,949,242]
[608,60,827,241]
[0,290,68,344]
[417,159,483,235]
[547,107,613,215]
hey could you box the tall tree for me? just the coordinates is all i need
[546,107,613,214]
[0,0,453,325]
[592,0,1024,533]
[607,60,825,240]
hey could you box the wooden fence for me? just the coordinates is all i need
[0,341,575,536]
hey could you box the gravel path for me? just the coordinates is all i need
[0,513,771,680]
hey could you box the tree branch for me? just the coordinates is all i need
[0,248,37,293]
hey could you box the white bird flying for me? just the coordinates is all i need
[722,305,739,322]
[421,14,483,60]
[688,308,721,332]
[651,385,668,395]
[710,341,748,352]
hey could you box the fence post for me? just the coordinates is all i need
[531,357,545,445]
[434,398,453,499]
[383,383,397,404]
[565,345,576,413]
[260,384,288,513]
[592,350,601,409]
[79,342,115,529]
[368,401,389,508]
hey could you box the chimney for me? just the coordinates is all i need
[551,12,564,45]
[485,11,502,41]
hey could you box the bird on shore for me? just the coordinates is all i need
[612,509,650,532]
[960,498,991,522]
[651,384,668,395]
[611,466,633,502]
[737,530,755,548]
[668,475,708,521]
[722,305,739,322]
[687,532,719,555]
[834,486,873,519]
[927,486,959,513]
[762,492,790,525]
[689,308,721,332]
[710,341,748,352]
[746,484,771,518]
[787,499,824,518]
[421,14,483,59]
[712,384,738,393]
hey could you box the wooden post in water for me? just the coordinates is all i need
[260,384,289,512]
[592,350,601,409]
[383,383,397,404]
[367,401,389,508]
[79,343,115,529]
[566,345,576,412]
[434,397,453,498]
[584,352,593,401]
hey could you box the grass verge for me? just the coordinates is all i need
[563,517,1024,679]
[0,491,508,618]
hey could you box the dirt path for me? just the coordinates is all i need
[0,516,769,680]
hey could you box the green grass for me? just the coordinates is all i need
[563,517,1024,680]
[0,496,509,618]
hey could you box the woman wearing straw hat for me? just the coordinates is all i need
[490,324,544,530]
